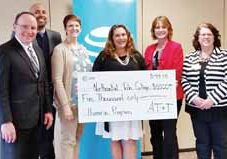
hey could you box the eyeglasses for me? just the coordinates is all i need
[15,24,37,31]
[199,33,213,37]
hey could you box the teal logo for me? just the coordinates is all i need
[84,26,110,58]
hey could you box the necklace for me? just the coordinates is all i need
[114,53,130,65]
[199,52,211,63]
[199,56,210,63]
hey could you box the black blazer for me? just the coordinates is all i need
[0,38,52,129]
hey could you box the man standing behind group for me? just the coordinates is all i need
[30,3,62,159]
[0,12,53,159]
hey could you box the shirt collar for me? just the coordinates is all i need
[15,35,33,50]
[39,28,46,36]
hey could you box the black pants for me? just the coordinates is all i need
[192,118,227,159]
[1,125,39,159]
[149,100,182,159]
[39,106,56,159]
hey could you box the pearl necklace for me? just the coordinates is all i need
[114,53,130,65]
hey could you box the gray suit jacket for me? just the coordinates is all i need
[45,29,62,56]
[39,29,62,102]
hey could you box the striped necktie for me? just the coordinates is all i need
[27,46,39,78]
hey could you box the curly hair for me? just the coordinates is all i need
[151,16,173,40]
[103,24,136,57]
[192,23,221,50]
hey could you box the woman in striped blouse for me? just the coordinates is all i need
[182,23,227,159]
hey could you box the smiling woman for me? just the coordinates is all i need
[92,24,146,159]
[182,23,227,159]
[144,16,184,159]
[51,14,92,159]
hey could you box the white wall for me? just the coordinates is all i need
[225,1,227,47]
[49,0,72,39]
[0,0,49,43]
[141,0,225,54]
[0,0,73,44]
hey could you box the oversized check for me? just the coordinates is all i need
[77,70,177,123]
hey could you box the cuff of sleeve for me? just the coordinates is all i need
[0,114,13,126]
[207,93,218,105]
[188,94,197,104]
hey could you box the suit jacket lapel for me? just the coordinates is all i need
[12,38,37,79]
[46,30,60,55]
[33,42,44,80]
[46,30,53,55]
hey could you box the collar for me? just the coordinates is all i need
[15,35,33,50]
[196,47,221,55]
[37,28,46,38]
[39,28,46,34]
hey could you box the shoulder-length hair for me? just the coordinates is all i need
[103,24,136,57]
[151,16,173,40]
[192,23,221,50]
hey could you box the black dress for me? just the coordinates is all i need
[93,50,146,140]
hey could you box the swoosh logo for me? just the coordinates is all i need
[84,26,110,57]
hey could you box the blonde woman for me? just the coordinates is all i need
[144,16,184,159]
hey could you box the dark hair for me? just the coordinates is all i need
[63,14,81,29]
[103,24,135,57]
[192,23,221,50]
[151,16,173,40]
[14,11,36,24]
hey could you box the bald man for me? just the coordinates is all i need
[30,3,62,159]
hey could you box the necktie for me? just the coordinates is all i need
[153,51,159,70]
[27,46,39,78]
[38,32,44,38]
[36,32,49,61]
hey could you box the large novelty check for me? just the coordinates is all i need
[77,70,177,123]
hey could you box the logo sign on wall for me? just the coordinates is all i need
[73,0,137,62]
[73,0,138,159]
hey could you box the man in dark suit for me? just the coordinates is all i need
[0,12,53,159]
[29,3,62,159]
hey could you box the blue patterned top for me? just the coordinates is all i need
[70,45,92,106]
